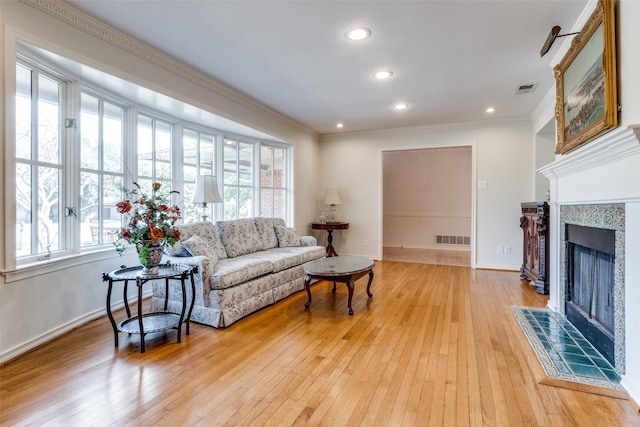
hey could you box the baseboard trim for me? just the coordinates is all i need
[0,308,104,365]
[475,263,520,272]
[0,291,151,365]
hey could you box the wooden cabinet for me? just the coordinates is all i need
[520,202,549,294]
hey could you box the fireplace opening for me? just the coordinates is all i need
[566,224,615,365]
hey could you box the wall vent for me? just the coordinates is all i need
[435,235,471,246]
[515,83,538,94]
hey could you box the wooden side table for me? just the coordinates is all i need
[102,263,197,353]
[311,222,349,257]
[520,202,549,294]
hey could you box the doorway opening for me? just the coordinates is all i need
[382,146,472,267]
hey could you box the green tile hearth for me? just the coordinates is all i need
[511,306,624,391]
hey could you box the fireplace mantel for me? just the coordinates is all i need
[535,125,640,376]
[539,125,640,180]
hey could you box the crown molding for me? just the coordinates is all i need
[20,0,314,137]
[320,116,531,141]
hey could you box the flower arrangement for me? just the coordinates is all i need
[114,182,182,257]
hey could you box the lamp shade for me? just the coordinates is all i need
[192,175,222,205]
[323,187,342,205]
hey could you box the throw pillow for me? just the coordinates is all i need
[163,241,189,257]
[274,225,300,247]
[215,219,265,257]
[254,217,285,249]
[181,235,219,277]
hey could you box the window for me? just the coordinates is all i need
[260,145,288,219]
[15,61,65,259]
[79,92,125,247]
[223,138,254,220]
[137,114,173,190]
[182,128,217,223]
[12,48,294,268]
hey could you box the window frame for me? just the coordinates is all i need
[7,45,294,277]
[15,57,72,264]
[78,88,130,249]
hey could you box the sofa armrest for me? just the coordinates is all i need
[298,236,317,247]
[162,254,208,306]
[163,253,207,270]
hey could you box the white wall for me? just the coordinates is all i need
[319,120,533,269]
[0,1,320,361]
[534,122,556,201]
[618,1,640,403]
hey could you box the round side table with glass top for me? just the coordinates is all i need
[102,263,197,353]
[303,255,374,315]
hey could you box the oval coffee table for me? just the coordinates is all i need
[303,256,374,315]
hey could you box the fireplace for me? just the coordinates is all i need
[559,204,625,374]
[565,224,615,365]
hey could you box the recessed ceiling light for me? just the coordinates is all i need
[486,107,496,113]
[336,123,344,128]
[374,70,393,80]
[345,27,371,41]
[393,103,408,111]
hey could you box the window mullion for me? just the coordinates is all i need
[30,70,40,254]
[252,141,260,218]
[65,79,81,252]
[124,107,137,190]
[172,123,183,202]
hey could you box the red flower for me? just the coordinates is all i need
[173,229,181,241]
[152,182,162,191]
[116,200,132,214]
[149,227,164,241]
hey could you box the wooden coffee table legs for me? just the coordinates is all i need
[304,269,374,315]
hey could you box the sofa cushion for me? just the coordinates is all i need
[269,245,326,264]
[244,249,304,273]
[216,218,265,257]
[209,256,273,289]
[177,221,227,259]
[181,235,219,280]
[274,225,300,247]
[253,217,286,249]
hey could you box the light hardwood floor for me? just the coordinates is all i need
[383,247,471,267]
[1,261,639,426]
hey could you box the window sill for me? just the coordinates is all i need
[1,248,128,284]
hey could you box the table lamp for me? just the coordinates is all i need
[323,186,342,223]
[193,175,222,221]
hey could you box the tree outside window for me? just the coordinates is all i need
[15,62,64,258]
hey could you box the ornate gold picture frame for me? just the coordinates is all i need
[554,0,617,155]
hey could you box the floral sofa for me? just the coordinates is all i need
[151,218,325,327]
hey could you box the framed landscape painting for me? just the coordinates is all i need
[554,0,618,155]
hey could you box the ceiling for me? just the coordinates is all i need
[66,0,589,135]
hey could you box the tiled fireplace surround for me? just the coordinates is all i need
[540,125,640,395]
[559,204,625,373]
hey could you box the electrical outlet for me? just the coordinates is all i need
[504,246,511,255]
[364,239,369,247]
[496,245,504,255]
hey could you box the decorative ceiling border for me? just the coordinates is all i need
[20,0,312,135]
